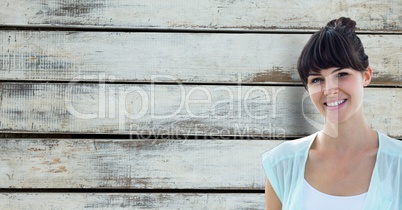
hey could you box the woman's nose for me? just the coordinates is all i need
[323,78,339,96]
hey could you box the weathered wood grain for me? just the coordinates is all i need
[0,0,401,32]
[0,83,401,138]
[0,193,265,209]
[0,31,401,85]
[0,138,281,189]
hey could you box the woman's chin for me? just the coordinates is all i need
[325,116,347,125]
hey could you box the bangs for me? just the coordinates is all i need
[307,31,357,72]
[297,29,368,87]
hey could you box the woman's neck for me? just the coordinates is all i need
[319,115,378,154]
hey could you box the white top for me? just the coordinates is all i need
[302,179,367,210]
[262,131,402,209]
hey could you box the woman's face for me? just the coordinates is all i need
[306,67,372,124]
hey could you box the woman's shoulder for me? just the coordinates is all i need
[262,132,317,164]
[378,132,402,157]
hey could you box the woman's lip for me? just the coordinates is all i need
[324,99,348,110]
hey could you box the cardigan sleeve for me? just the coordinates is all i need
[261,133,316,207]
[262,150,284,202]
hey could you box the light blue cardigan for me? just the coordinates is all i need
[262,131,402,209]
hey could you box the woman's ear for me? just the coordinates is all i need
[363,66,373,87]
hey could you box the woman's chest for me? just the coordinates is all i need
[304,151,376,196]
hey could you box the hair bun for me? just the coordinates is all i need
[326,17,357,31]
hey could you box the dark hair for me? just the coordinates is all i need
[297,17,369,88]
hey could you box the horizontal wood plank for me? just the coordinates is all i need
[0,138,281,189]
[0,0,401,32]
[0,193,265,209]
[0,31,401,85]
[0,83,401,138]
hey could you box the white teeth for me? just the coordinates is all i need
[327,99,345,107]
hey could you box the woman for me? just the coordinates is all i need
[262,17,402,209]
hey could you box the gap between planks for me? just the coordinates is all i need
[0,81,401,88]
[0,133,299,140]
[0,25,401,35]
[0,188,264,194]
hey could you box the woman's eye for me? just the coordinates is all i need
[310,78,323,84]
[337,72,348,77]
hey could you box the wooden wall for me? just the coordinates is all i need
[0,0,401,209]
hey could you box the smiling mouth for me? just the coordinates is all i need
[324,99,347,107]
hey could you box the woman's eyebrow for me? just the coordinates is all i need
[308,72,321,76]
[307,68,344,77]
[331,67,344,74]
